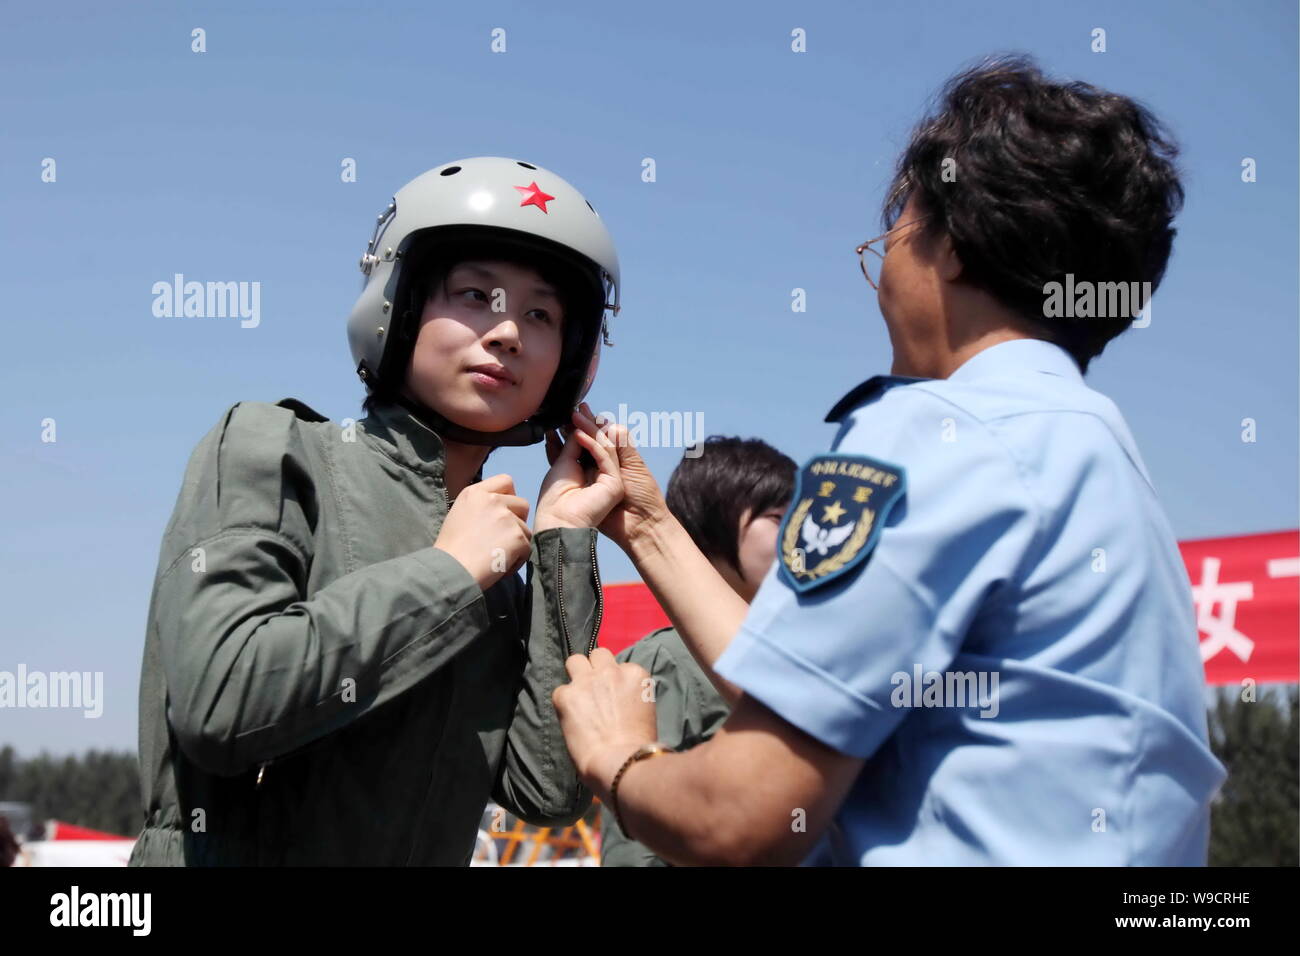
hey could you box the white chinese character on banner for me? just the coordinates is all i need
[1191,557,1254,663]
[1266,556,1300,579]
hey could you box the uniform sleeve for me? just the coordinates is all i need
[598,631,732,866]
[712,387,1040,759]
[492,526,601,827]
[154,402,490,777]
[678,644,732,743]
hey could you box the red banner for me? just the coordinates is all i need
[596,583,671,656]
[1183,530,1299,685]
[596,530,1300,686]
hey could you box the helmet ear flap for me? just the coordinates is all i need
[371,298,422,399]
[385,240,439,375]
[532,280,602,427]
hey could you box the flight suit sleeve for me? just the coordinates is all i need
[599,634,724,867]
[599,640,672,867]
[154,401,491,777]
[491,525,601,827]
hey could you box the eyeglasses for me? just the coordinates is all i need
[856,216,930,290]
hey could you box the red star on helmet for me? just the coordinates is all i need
[514,181,556,213]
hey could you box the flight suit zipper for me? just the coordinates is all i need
[555,534,604,658]
[404,667,458,866]
[255,731,333,789]
[555,532,604,812]
[587,534,604,655]
[254,757,276,866]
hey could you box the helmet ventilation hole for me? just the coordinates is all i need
[440,166,461,176]
[516,161,537,170]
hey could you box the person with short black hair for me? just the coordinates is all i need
[664,437,798,603]
[600,437,795,866]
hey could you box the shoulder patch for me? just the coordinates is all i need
[778,453,906,593]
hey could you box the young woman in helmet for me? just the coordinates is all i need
[130,157,624,865]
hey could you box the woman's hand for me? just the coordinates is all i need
[566,403,671,553]
[552,647,659,792]
[433,473,532,590]
[534,407,626,532]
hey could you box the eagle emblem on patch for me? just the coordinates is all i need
[778,453,907,593]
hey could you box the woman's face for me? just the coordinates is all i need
[876,195,946,366]
[731,504,788,603]
[403,259,565,432]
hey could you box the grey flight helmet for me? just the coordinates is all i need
[347,156,621,446]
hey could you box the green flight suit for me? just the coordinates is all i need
[599,626,729,867]
[129,397,601,866]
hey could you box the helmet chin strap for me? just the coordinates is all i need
[390,390,549,448]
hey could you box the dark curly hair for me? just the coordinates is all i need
[883,54,1184,372]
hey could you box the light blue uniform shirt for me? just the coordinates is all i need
[712,338,1225,865]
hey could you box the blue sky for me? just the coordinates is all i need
[2,0,1296,755]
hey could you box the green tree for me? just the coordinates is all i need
[1207,684,1299,866]
[0,748,141,837]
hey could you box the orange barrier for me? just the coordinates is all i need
[475,801,604,866]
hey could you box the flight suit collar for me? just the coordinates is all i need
[360,398,452,479]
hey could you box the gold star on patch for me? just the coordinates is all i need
[821,499,847,525]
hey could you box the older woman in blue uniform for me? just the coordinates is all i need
[553,57,1225,866]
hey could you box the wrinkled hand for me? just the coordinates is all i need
[566,403,670,552]
[433,473,530,590]
[535,403,626,532]
[552,647,659,792]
